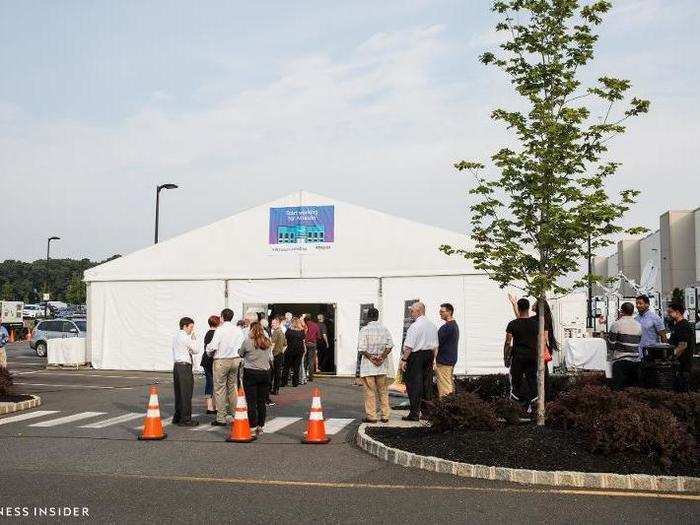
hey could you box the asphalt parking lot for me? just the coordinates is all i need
[1,341,698,524]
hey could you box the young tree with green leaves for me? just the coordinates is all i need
[66,274,87,305]
[441,0,649,425]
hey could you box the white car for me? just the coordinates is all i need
[22,304,44,319]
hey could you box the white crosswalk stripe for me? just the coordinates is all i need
[0,410,60,426]
[79,412,144,429]
[263,417,302,433]
[324,418,355,435]
[29,412,107,427]
[192,422,228,432]
[134,414,200,431]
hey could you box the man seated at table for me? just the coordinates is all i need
[607,302,642,390]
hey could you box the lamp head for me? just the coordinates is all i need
[158,183,178,191]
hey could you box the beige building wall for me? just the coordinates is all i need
[617,238,642,297]
[639,230,661,293]
[660,210,696,296]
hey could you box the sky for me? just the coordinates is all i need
[1,0,698,263]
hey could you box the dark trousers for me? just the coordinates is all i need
[305,342,317,381]
[509,354,537,407]
[282,350,303,387]
[674,367,690,393]
[405,350,434,417]
[173,362,194,423]
[243,368,271,428]
[612,360,639,390]
[271,353,284,394]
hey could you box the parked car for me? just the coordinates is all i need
[22,304,44,319]
[30,318,87,357]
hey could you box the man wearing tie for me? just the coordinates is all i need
[172,317,199,427]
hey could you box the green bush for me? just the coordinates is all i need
[625,388,700,438]
[588,405,695,468]
[454,374,510,401]
[430,392,498,433]
[0,367,13,397]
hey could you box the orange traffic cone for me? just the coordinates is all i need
[24,328,31,342]
[302,387,330,444]
[138,385,167,440]
[226,388,256,442]
[8,329,15,343]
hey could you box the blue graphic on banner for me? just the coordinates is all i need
[268,205,334,254]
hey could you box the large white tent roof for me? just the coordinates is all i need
[84,191,476,282]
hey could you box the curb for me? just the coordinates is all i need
[356,424,700,494]
[0,395,42,416]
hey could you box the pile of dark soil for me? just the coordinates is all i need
[367,425,699,477]
[0,393,34,403]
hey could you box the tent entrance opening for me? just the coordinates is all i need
[268,303,336,374]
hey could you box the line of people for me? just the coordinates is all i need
[356,302,460,423]
[170,308,330,434]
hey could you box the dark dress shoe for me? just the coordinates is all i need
[362,417,378,423]
[210,420,227,426]
[206,410,217,414]
[381,418,389,423]
[401,415,419,421]
[177,420,199,427]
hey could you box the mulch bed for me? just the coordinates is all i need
[367,425,700,478]
[0,393,34,403]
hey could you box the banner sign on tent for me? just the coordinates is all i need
[268,205,335,254]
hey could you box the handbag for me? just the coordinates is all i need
[544,345,552,363]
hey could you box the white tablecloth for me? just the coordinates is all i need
[563,338,609,375]
[47,338,87,366]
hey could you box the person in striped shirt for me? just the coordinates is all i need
[607,302,642,390]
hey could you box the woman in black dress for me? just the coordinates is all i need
[282,317,306,387]
[201,315,220,414]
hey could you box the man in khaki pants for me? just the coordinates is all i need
[435,303,460,397]
[206,308,245,426]
[0,325,8,368]
[357,307,393,423]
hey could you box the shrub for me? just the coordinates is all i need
[547,385,636,431]
[625,388,700,438]
[588,405,696,468]
[430,392,498,433]
[491,397,523,424]
[0,367,13,396]
[454,374,510,401]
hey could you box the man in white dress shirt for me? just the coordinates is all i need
[399,302,439,421]
[206,308,246,426]
[172,317,199,427]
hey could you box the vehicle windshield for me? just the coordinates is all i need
[74,321,87,331]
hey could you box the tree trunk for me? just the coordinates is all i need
[536,294,546,426]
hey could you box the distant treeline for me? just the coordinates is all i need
[0,255,121,304]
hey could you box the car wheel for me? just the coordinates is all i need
[35,342,47,357]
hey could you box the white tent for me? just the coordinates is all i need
[84,191,514,375]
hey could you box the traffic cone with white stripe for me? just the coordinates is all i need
[226,388,256,443]
[302,387,330,444]
[138,385,167,440]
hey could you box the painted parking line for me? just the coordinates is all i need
[29,412,107,427]
[14,371,168,380]
[0,410,60,426]
[78,413,144,429]
[263,417,302,433]
[324,418,355,435]
[14,383,131,390]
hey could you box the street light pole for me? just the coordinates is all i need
[154,184,178,244]
[44,236,61,318]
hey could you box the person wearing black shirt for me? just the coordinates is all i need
[505,298,540,411]
[201,315,220,414]
[282,318,306,387]
[436,303,459,397]
[667,302,695,392]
